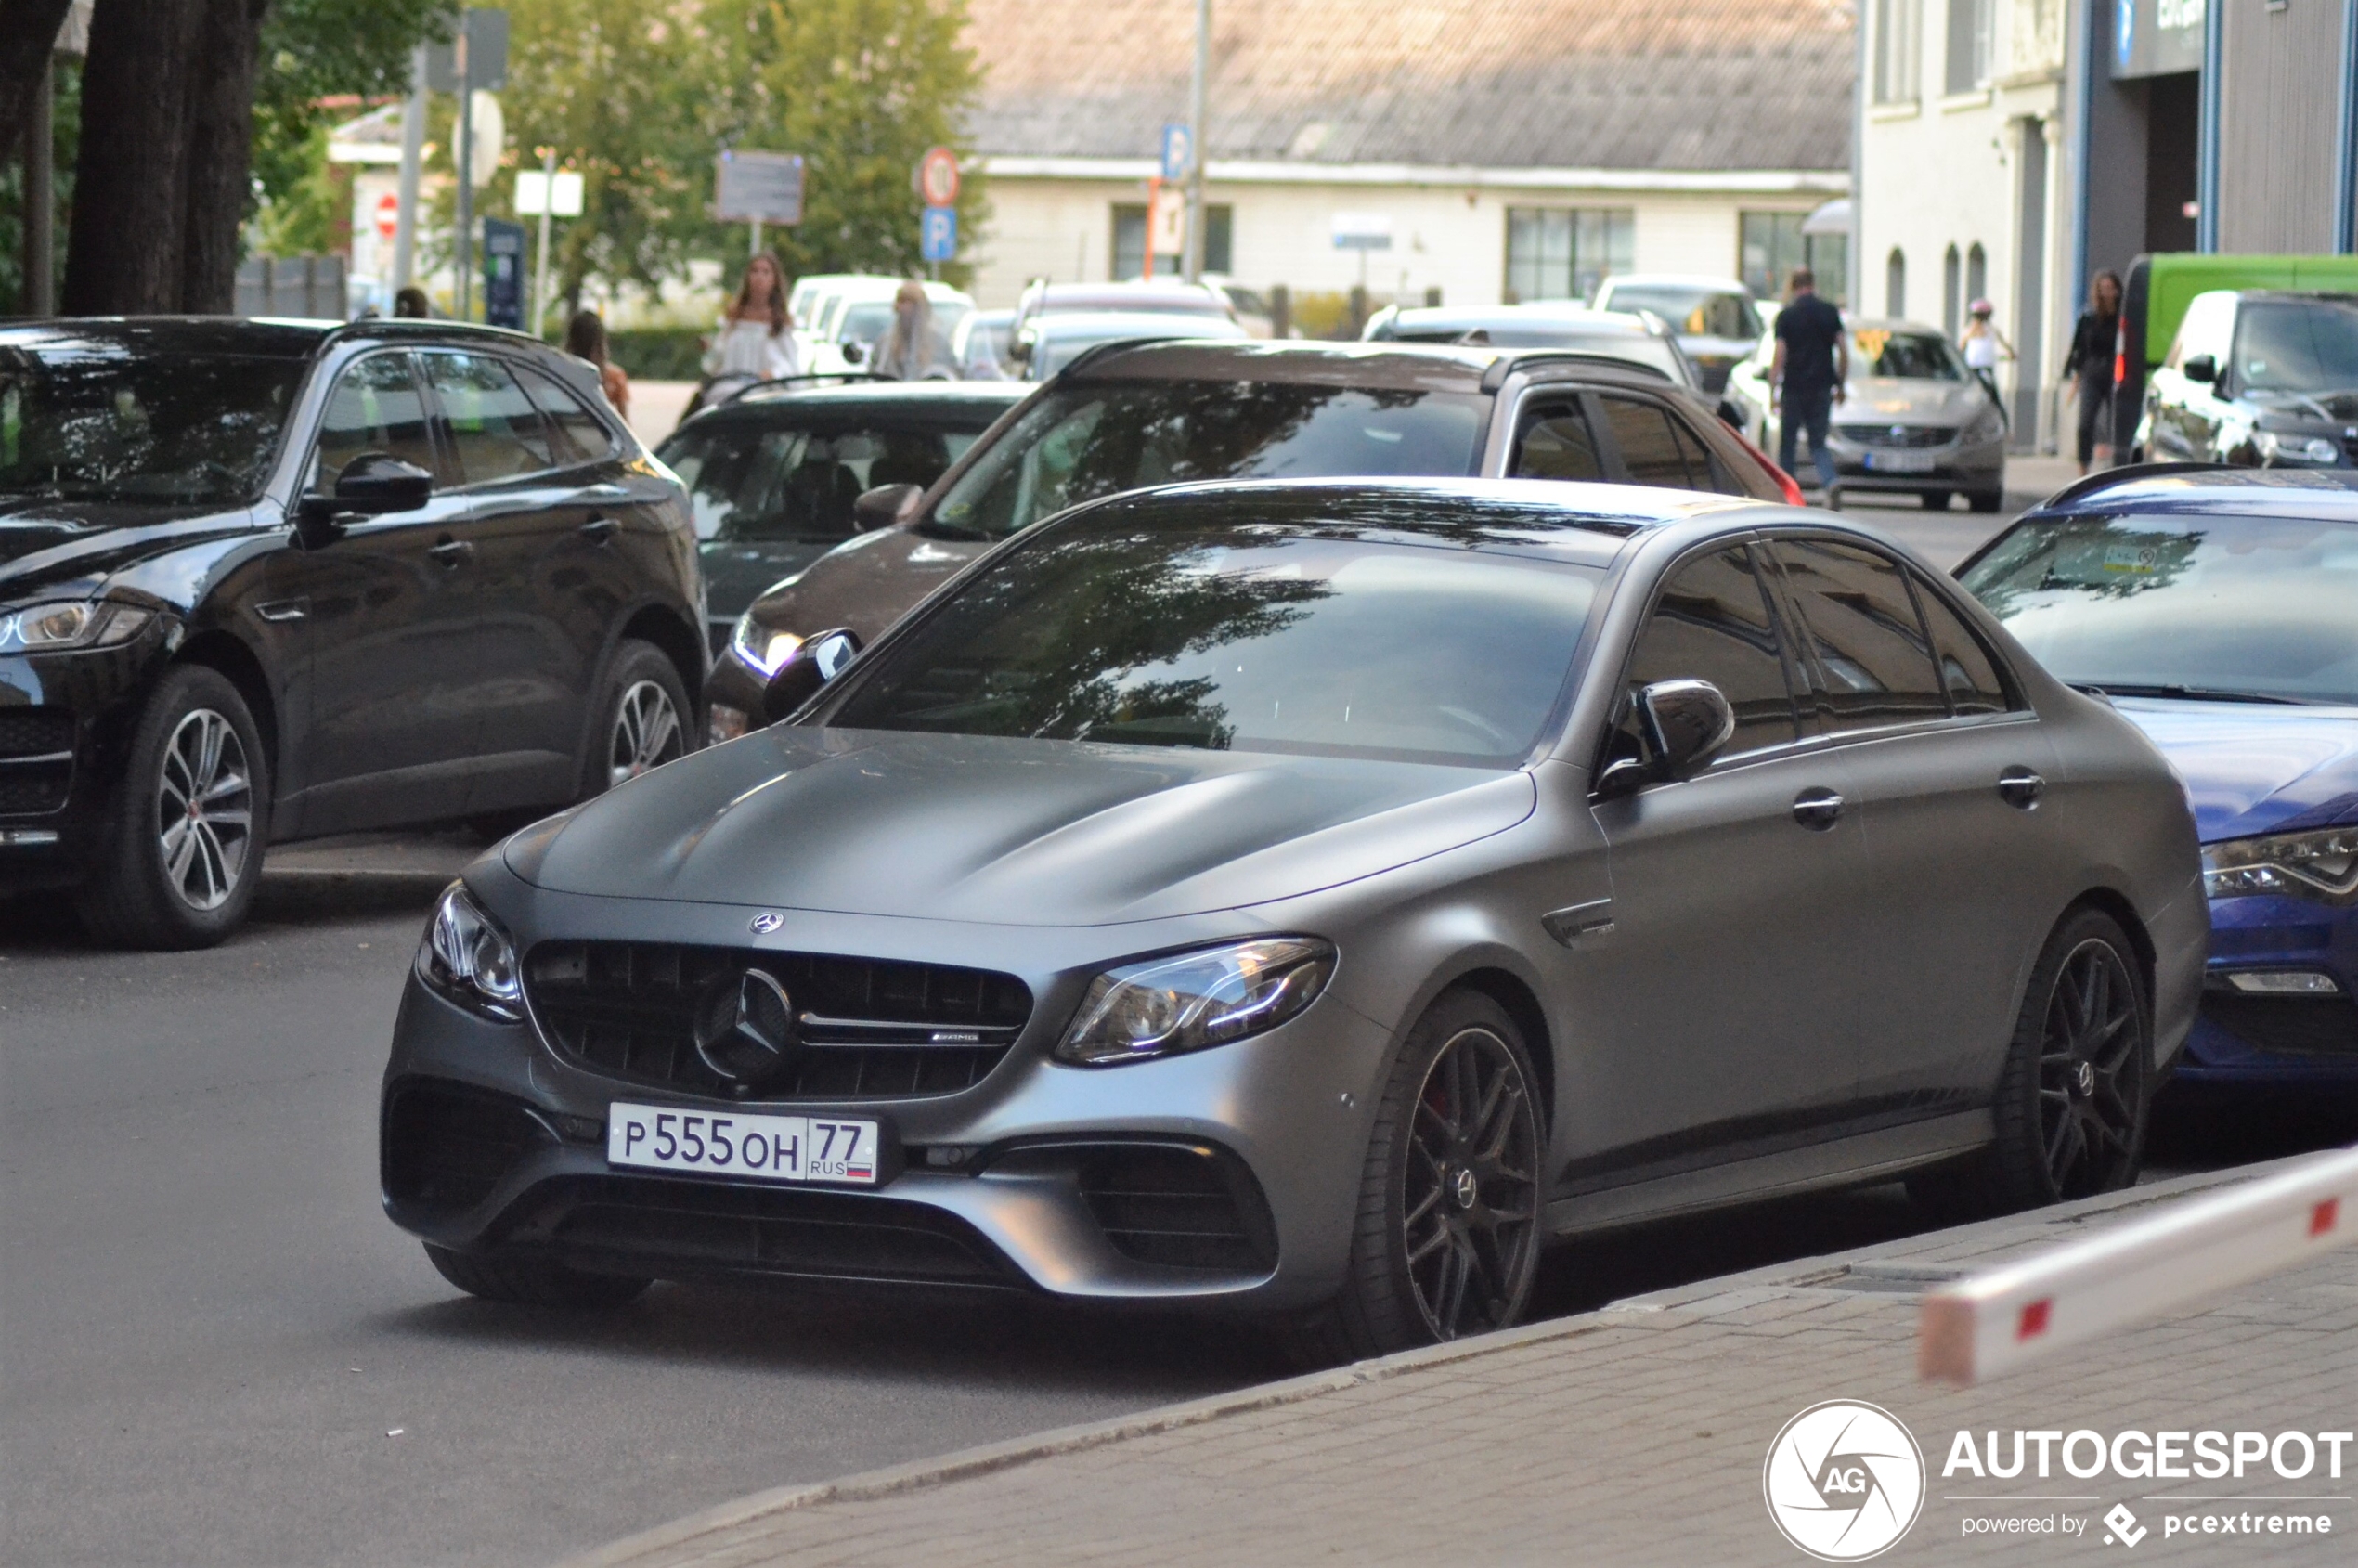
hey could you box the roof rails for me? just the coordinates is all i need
[1481,350,1675,390]
[2028,460,2232,513]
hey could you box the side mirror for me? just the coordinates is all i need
[1716,397,1744,429]
[840,341,867,366]
[760,627,862,724]
[294,452,433,547]
[1637,679,1736,780]
[851,482,923,533]
[2183,354,2218,384]
[1008,334,1035,364]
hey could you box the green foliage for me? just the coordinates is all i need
[252,0,458,226]
[253,125,348,259]
[0,58,80,314]
[600,327,709,380]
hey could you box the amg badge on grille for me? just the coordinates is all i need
[693,969,798,1086]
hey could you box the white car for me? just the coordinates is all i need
[1591,274,1763,394]
[802,277,974,375]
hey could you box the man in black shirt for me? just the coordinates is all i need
[1770,267,1847,494]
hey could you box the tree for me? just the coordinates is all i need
[0,0,77,169]
[61,0,206,314]
[252,0,456,216]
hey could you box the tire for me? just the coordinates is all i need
[1968,489,2005,513]
[583,639,693,800]
[1909,907,2151,1221]
[1299,990,1545,1363]
[423,1243,650,1308]
[1920,489,1952,511]
[74,664,270,950]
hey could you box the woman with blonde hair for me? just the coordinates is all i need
[873,280,953,380]
[702,250,799,384]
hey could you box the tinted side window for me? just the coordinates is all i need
[1597,395,1700,488]
[521,368,620,464]
[313,354,436,486]
[423,353,553,484]
[1510,399,1605,481]
[1612,543,1797,765]
[1668,414,1741,495]
[1772,538,1946,732]
[1911,572,2015,714]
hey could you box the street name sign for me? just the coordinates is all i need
[716,151,806,225]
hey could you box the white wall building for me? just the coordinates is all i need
[960,0,1856,315]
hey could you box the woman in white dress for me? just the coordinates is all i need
[702,251,800,389]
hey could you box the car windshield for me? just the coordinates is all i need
[836,303,893,348]
[2233,300,2358,391]
[659,415,989,542]
[1602,287,1760,339]
[829,515,1600,765]
[1960,512,2358,705]
[0,349,305,506]
[1852,329,1962,380]
[929,381,1490,541]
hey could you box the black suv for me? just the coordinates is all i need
[0,318,704,947]
[710,340,1794,725]
[2138,290,2358,468]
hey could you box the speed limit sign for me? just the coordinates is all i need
[915,147,960,208]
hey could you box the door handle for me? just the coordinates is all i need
[426,536,473,566]
[1792,788,1845,831]
[1998,768,2045,810]
[253,598,309,623]
[578,516,619,543]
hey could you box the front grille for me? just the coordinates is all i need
[0,706,74,815]
[383,1080,554,1213]
[525,940,1033,1099]
[509,1174,1017,1287]
[2201,992,2358,1057]
[1836,424,1958,449]
[1076,1143,1277,1274]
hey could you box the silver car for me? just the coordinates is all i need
[381,479,2203,1355]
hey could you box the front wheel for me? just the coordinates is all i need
[585,639,693,799]
[1304,990,1544,1362]
[1968,489,2005,513]
[1920,489,1952,511]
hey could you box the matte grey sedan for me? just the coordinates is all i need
[381,479,2204,1356]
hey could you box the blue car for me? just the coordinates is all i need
[1961,467,2358,1086]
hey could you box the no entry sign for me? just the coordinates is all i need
[375,192,400,241]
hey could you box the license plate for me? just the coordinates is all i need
[606,1102,880,1186]
[1865,449,1937,473]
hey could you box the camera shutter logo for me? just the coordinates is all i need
[1763,1400,1925,1561]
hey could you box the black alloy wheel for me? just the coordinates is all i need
[2034,936,2146,1199]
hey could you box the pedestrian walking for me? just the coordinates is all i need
[871,281,954,380]
[1770,266,1846,494]
[2063,270,2123,474]
[1960,298,2014,431]
[703,251,799,385]
[394,286,431,318]
[564,308,630,421]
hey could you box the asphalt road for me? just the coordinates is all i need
[6,471,2346,1568]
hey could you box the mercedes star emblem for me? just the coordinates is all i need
[693,968,797,1085]
[749,911,784,934]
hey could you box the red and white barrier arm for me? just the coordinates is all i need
[1920,1147,2358,1386]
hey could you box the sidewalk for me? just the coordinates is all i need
[573,1158,2356,1567]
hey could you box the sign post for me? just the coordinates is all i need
[427,8,508,319]
[516,155,584,337]
[914,148,960,279]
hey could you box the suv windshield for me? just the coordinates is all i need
[1960,512,2358,705]
[1603,287,1760,339]
[930,381,1489,540]
[1852,329,1962,380]
[0,350,305,506]
[830,512,1600,766]
[2234,299,2358,391]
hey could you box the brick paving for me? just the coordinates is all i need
[573,1159,2355,1568]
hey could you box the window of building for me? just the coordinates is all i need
[1943,245,1962,336]
[1504,207,1633,303]
[1741,211,1847,306]
[1110,203,1233,280]
[1965,242,1988,307]
[1874,0,1923,103]
[1945,0,1993,95]
[1886,248,1908,317]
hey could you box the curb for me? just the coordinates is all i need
[558,1157,2313,1568]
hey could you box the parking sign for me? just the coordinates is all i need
[920,205,957,264]
[1160,123,1193,183]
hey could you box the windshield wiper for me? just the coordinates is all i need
[2080,682,2318,706]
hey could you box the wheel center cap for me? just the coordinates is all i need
[1451,1167,1479,1211]
[2073,1059,2096,1098]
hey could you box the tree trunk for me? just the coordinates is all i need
[61,0,205,316]
[0,0,75,169]
[177,0,270,312]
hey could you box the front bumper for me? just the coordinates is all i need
[2177,892,2358,1084]
[1827,432,2005,495]
[0,636,166,895]
[380,877,1398,1312]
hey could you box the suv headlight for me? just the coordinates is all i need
[730,611,802,679]
[2255,429,2342,466]
[416,882,525,1020]
[2205,828,2358,904]
[0,599,154,654]
[1056,937,1337,1066]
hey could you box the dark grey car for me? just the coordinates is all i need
[382,479,2204,1355]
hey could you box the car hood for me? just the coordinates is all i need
[1841,381,1984,423]
[506,727,1536,925]
[744,525,986,643]
[2112,697,2358,842]
[2244,387,2358,425]
[0,498,252,598]
[699,538,840,624]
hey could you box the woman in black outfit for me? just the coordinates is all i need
[2064,270,2123,474]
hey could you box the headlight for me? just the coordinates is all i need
[729,611,802,679]
[416,882,525,1020]
[1056,937,1337,1067]
[1965,406,2005,443]
[2204,828,2358,904]
[2255,429,2342,466]
[0,599,154,654]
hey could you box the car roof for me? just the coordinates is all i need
[822,277,972,301]
[2021,463,2358,520]
[678,379,1027,426]
[0,314,573,362]
[1036,310,1249,337]
[1599,275,1753,294]
[1387,304,1662,334]
[1844,317,1950,336]
[1022,281,1231,312]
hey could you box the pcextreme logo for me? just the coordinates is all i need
[1765,1401,1928,1561]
